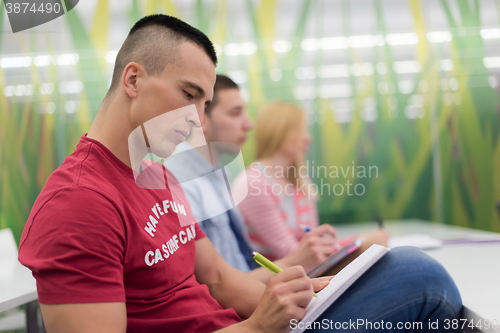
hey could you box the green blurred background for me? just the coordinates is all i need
[1,0,500,244]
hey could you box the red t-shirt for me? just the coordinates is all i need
[18,135,241,333]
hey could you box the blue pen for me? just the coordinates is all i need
[299,224,312,232]
[299,224,341,250]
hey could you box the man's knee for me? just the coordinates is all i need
[385,247,454,285]
[381,246,462,312]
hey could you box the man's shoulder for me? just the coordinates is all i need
[19,184,125,252]
[28,142,128,230]
[30,185,119,223]
[44,137,129,201]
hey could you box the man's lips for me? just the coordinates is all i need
[175,129,189,140]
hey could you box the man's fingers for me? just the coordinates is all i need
[275,276,313,295]
[287,289,314,309]
[310,276,334,292]
[273,266,307,283]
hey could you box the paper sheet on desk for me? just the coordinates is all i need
[0,258,18,279]
[388,234,443,249]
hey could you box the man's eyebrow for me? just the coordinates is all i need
[179,80,206,98]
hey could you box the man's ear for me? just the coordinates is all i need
[121,62,142,99]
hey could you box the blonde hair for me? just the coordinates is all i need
[255,101,312,195]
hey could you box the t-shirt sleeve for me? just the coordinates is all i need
[19,187,126,304]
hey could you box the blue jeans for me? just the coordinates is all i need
[304,247,462,332]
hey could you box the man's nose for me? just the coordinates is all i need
[186,108,202,128]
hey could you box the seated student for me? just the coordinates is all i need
[19,14,462,333]
[232,101,388,262]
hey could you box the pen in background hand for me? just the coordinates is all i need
[299,224,312,233]
[376,217,384,229]
[299,224,341,250]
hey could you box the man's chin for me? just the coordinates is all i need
[210,142,241,156]
[150,146,176,159]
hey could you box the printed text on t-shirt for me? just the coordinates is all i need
[144,200,187,237]
[144,224,197,266]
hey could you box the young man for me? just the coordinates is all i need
[19,14,462,333]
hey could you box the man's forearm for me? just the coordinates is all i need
[194,238,265,318]
[207,264,265,319]
[214,319,262,333]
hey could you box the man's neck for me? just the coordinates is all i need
[87,94,135,168]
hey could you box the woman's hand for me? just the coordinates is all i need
[284,224,338,271]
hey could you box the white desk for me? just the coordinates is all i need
[0,258,39,332]
[335,219,500,333]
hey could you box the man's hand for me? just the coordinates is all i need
[311,276,333,292]
[245,266,314,333]
[284,224,338,272]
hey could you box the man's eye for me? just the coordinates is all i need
[184,91,194,99]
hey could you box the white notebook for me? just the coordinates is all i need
[290,244,390,333]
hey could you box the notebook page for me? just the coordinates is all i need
[289,245,389,333]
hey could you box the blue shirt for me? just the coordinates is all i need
[165,143,252,272]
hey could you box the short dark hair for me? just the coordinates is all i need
[205,74,239,115]
[108,14,217,93]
